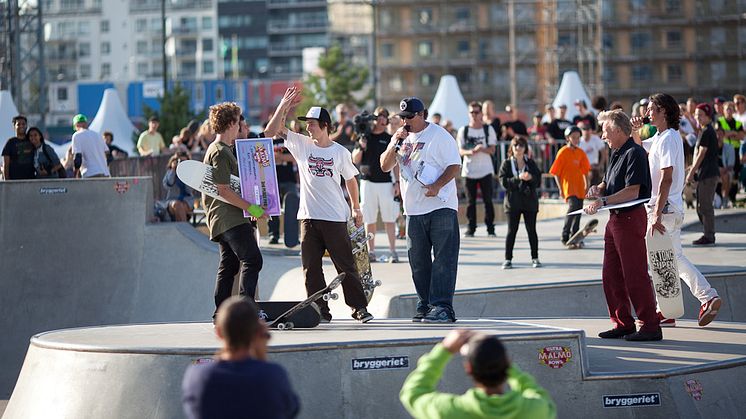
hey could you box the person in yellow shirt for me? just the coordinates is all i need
[549,126,591,245]
[137,116,167,156]
[400,329,556,419]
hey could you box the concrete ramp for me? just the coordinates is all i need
[0,178,220,398]
[5,319,745,419]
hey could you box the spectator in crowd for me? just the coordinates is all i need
[387,114,404,136]
[528,112,549,143]
[541,104,554,125]
[609,101,624,111]
[550,126,590,246]
[163,152,195,222]
[352,106,400,262]
[717,101,744,204]
[457,101,498,238]
[431,112,442,125]
[499,136,542,269]
[734,94,746,125]
[27,127,65,178]
[636,98,657,141]
[192,120,214,152]
[331,103,355,152]
[2,115,34,180]
[481,100,501,134]
[572,99,597,131]
[578,122,608,186]
[137,116,167,156]
[592,95,608,113]
[170,128,191,154]
[586,109,659,341]
[740,134,746,191]
[679,103,697,164]
[182,297,300,419]
[638,92,721,328]
[71,114,110,178]
[503,104,528,136]
[400,329,556,419]
[687,103,720,246]
[713,96,726,120]
[102,131,129,164]
[716,126,735,209]
[442,119,457,138]
[381,97,461,323]
[546,104,571,142]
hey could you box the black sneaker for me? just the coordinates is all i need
[624,329,662,341]
[598,327,635,339]
[463,230,475,238]
[422,306,456,323]
[319,312,332,323]
[352,308,373,323]
[412,310,428,323]
[268,237,280,245]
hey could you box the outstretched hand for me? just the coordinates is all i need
[442,329,475,354]
[280,86,302,110]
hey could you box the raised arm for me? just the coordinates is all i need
[263,86,302,138]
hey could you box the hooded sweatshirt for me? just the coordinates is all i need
[400,345,556,419]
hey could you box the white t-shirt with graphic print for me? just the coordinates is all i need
[456,125,498,179]
[397,123,462,216]
[285,130,359,222]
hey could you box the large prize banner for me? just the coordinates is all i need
[235,138,281,217]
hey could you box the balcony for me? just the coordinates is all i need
[268,43,303,56]
[267,0,327,9]
[267,20,327,34]
[46,51,78,62]
[130,0,212,12]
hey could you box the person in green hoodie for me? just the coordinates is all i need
[400,329,556,419]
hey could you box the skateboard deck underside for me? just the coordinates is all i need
[646,231,685,319]
[348,220,376,302]
[258,301,320,328]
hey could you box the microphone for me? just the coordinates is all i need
[395,125,410,150]
[642,117,650,124]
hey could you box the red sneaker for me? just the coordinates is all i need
[698,297,722,326]
[658,312,676,327]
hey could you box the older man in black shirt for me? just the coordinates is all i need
[585,109,661,342]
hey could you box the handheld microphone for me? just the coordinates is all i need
[642,117,650,124]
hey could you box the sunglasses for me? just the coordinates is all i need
[402,113,419,120]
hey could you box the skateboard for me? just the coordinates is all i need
[267,273,344,330]
[566,219,599,249]
[176,159,264,217]
[257,301,320,329]
[347,219,381,302]
[646,229,684,319]
[683,181,695,209]
[283,191,300,247]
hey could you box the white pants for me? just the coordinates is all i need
[647,210,718,304]
[361,180,399,224]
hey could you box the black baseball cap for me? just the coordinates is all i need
[398,97,425,118]
[298,106,332,125]
[564,125,582,137]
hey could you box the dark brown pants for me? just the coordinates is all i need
[300,219,367,315]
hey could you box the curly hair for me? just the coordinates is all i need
[209,102,241,134]
[649,93,680,131]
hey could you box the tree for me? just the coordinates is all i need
[142,84,205,147]
[298,44,372,117]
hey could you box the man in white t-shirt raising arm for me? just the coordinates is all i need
[578,121,608,186]
[71,114,110,178]
[380,97,462,323]
[266,90,373,323]
[457,101,497,238]
[633,93,721,328]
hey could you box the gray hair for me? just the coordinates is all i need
[598,110,632,137]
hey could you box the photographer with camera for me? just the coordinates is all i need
[352,107,401,263]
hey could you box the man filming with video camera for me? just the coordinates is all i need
[352,107,401,263]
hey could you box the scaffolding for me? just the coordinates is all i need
[0,0,46,127]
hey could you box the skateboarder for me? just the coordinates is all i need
[586,109,661,341]
[550,125,590,245]
[636,93,721,327]
[400,329,556,419]
[182,297,300,419]
[202,102,265,320]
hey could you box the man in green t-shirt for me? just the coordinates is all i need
[400,329,556,419]
[137,116,166,156]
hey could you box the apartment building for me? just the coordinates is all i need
[267,0,329,79]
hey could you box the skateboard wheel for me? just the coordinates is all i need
[364,289,372,298]
[330,293,339,300]
[277,323,287,330]
[286,322,294,330]
[322,293,331,301]
[374,280,382,287]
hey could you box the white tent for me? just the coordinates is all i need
[89,88,137,153]
[551,71,593,121]
[427,75,469,129]
[1,90,20,147]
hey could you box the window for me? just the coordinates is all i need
[388,75,403,92]
[78,22,90,35]
[603,33,614,50]
[418,40,433,57]
[632,65,652,82]
[100,20,109,33]
[218,15,253,28]
[417,8,433,25]
[57,87,68,101]
[710,0,725,12]
[478,40,489,59]
[101,41,110,55]
[455,7,470,21]
[665,0,681,12]
[201,16,212,30]
[202,60,214,74]
[215,85,224,101]
[710,28,726,47]
[137,62,148,76]
[150,18,161,32]
[101,63,111,78]
[381,43,394,59]
[255,58,268,74]
[666,31,682,48]
[379,10,393,28]
[457,40,470,55]
[136,19,147,32]
[78,42,90,57]
[667,64,682,82]
[711,62,726,82]
[137,40,148,54]
[420,73,434,87]
[558,33,577,48]
[202,38,213,52]
[490,3,507,23]
[60,0,83,10]
[79,63,92,79]
[631,31,651,49]
[603,67,617,85]
[180,17,198,32]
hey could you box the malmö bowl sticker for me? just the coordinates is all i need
[114,181,130,194]
[192,358,215,365]
[538,346,573,369]
[685,379,703,400]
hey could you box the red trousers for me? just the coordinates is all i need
[602,206,660,333]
